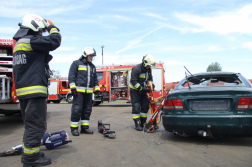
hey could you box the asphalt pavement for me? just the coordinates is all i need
[0,102,252,167]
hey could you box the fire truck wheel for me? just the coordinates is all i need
[93,101,101,106]
[67,95,73,103]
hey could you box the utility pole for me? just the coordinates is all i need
[101,45,104,65]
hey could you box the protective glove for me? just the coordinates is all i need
[71,88,77,96]
[94,90,100,96]
[142,87,150,93]
[152,83,155,91]
[42,19,54,28]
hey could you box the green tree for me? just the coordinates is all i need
[50,70,61,78]
[207,62,222,72]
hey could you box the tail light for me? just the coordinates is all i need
[237,98,252,109]
[164,99,184,109]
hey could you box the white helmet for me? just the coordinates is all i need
[82,47,96,57]
[143,54,156,67]
[21,14,45,32]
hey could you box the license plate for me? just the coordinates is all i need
[191,99,229,111]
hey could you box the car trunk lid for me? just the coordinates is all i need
[171,87,252,114]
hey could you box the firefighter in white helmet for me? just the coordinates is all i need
[129,54,156,131]
[68,47,100,136]
[13,14,61,166]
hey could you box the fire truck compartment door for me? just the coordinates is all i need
[127,70,131,86]
[152,68,162,91]
[48,81,58,95]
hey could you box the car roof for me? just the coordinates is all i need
[190,71,239,76]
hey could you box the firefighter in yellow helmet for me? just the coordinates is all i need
[129,54,156,131]
[13,14,61,166]
[68,47,100,136]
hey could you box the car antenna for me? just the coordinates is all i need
[185,72,191,89]
[184,66,201,81]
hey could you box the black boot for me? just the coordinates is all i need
[39,152,45,157]
[21,152,44,163]
[140,117,147,128]
[134,120,143,131]
[22,156,51,167]
[71,129,79,136]
[81,129,93,134]
[135,124,143,131]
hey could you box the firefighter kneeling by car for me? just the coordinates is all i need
[68,47,100,136]
[129,54,156,131]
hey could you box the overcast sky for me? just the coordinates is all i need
[1,0,252,82]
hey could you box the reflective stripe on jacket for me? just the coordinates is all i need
[129,63,153,91]
[13,25,61,100]
[68,56,100,93]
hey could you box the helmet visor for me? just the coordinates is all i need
[89,53,96,57]
[149,62,156,68]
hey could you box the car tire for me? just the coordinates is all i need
[67,95,73,103]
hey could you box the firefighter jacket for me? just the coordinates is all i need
[129,63,153,91]
[13,25,61,100]
[68,56,100,93]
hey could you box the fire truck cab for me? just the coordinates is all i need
[0,39,20,116]
[47,78,70,103]
[96,63,166,105]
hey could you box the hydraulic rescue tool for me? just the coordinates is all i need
[98,120,116,139]
[41,130,72,149]
[144,81,166,133]
[0,130,72,157]
[0,144,22,157]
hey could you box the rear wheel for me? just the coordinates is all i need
[67,95,73,103]
[52,100,61,104]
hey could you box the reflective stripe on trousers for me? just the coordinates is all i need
[70,121,79,128]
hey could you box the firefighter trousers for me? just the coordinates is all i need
[19,97,47,162]
[130,89,149,125]
[70,92,93,131]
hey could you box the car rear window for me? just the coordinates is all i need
[177,74,247,89]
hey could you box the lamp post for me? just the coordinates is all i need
[101,45,104,65]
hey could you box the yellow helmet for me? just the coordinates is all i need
[143,54,156,67]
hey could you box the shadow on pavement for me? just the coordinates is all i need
[160,130,252,147]
[0,114,24,135]
[98,104,132,107]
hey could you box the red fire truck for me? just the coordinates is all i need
[80,63,166,106]
[47,78,70,103]
[0,39,20,116]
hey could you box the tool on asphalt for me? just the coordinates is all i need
[144,81,166,133]
[98,120,116,139]
[0,144,23,157]
[41,130,72,149]
[0,130,72,157]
